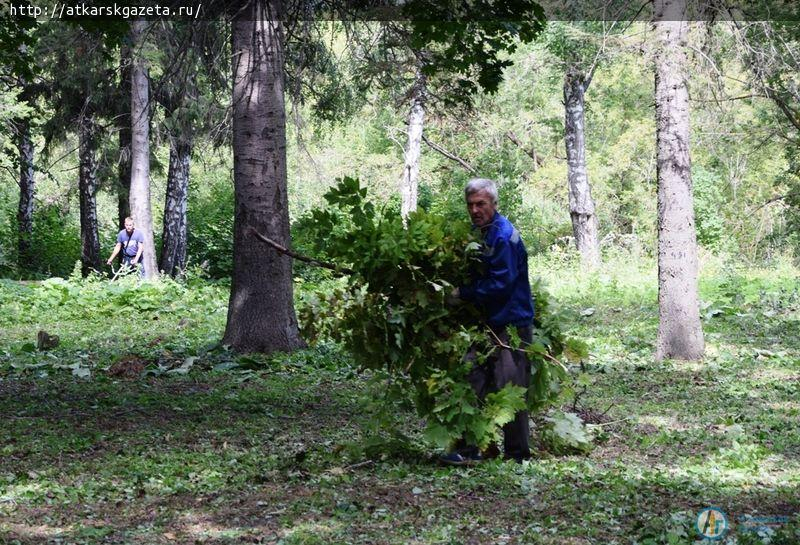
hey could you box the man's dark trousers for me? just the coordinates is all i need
[458,325,532,461]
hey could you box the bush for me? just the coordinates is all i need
[25,204,82,278]
[693,167,728,251]
[187,180,234,278]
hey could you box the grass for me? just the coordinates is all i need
[1,252,798,544]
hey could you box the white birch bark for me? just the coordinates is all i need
[16,116,35,268]
[563,66,601,269]
[78,114,101,275]
[401,67,426,220]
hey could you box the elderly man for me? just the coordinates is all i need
[442,177,535,465]
[106,217,145,276]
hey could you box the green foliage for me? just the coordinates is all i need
[187,179,234,278]
[297,177,574,449]
[25,204,82,278]
[693,167,728,250]
[541,410,594,455]
[404,0,545,105]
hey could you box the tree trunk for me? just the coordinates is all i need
[159,135,191,276]
[563,65,600,269]
[78,114,101,276]
[117,42,132,229]
[401,66,426,219]
[223,0,304,353]
[16,116,35,269]
[129,19,158,279]
[653,0,704,361]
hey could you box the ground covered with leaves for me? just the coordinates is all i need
[1,255,799,544]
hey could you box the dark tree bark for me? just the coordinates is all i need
[117,42,132,230]
[15,116,35,269]
[129,19,158,279]
[653,0,704,361]
[159,135,191,276]
[78,114,101,275]
[401,66,426,219]
[223,0,304,353]
[563,65,600,269]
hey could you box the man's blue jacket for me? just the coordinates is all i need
[459,211,535,328]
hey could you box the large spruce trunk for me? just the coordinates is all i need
[16,117,35,269]
[563,65,600,269]
[159,135,191,276]
[129,20,158,279]
[78,114,101,275]
[401,67,426,219]
[223,0,304,353]
[117,43,132,229]
[653,0,704,361]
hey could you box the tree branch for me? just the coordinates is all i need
[750,194,788,214]
[246,227,353,275]
[421,134,477,173]
[505,130,544,168]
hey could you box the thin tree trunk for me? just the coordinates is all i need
[129,19,158,279]
[117,43,132,229]
[78,114,101,276]
[223,0,304,353]
[401,66,426,219]
[16,116,35,269]
[653,0,704,361]
[563,65,600,269]
[159,135,191,276]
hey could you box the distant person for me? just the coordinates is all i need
[107,217,145,276]
[441,177,535,465]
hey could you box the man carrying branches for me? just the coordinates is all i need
[442,178,535,465]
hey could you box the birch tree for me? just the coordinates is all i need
[401,63,426,219]
[14,106,35,269]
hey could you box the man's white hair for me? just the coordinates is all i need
[464,178,498,204]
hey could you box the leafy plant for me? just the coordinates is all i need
[297,177,580,450]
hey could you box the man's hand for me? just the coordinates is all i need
[446,288,462,307]
[106,258,113,265]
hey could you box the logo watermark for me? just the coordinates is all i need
[696,507,729,540]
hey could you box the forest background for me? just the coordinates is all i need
[1,20,798,278]
[1,6,799,545]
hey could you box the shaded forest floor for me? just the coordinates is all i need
[1,254,799,544]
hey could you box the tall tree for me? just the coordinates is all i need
[223,0,304,352]
[543,22,625,269]
[653,0,704,361]
[13,96,35,269]
[77,112,101,274]
[4,20,38,271]
[153,23,197,277]
[129,19,157,279]
[563,62,600,268]
[116,42,132,229]
[401,62,426,219]
[38,25,115,276]
[153,20,228,276]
